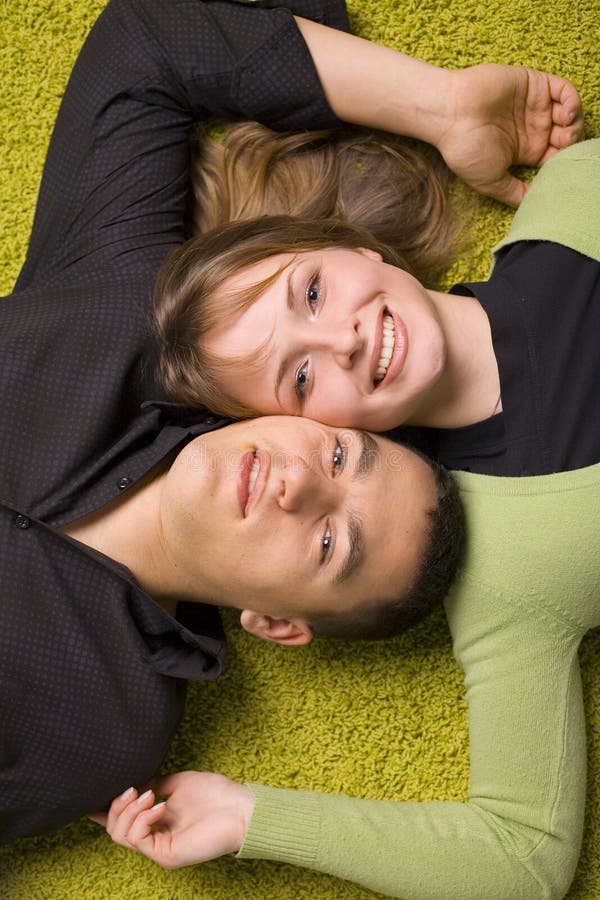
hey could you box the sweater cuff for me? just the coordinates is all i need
[493,138,600,263]
[238,783,321,866]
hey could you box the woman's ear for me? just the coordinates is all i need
[240,610,313,646]
[355,247,383,262]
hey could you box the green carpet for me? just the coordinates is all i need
[1,1,599,898]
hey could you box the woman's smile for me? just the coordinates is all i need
[371,307,409,389]
[203,247,446,431]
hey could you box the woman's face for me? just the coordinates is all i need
[203,247,447,431]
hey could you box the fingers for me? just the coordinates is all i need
[548,73,583,121]
[536,116,584,166]
[122,800,167,852]
[484,173,528,209]
[105,786,138,834]
[106,787,158,848]
[547,73,584,141]
[88,785,140,829]
[87,811,108,826]
[148,772,186,796]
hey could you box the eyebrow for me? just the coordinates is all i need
[333,431,380,584]
[274,268,298,410]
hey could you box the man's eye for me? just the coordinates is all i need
[321,522,333,564]
[331,438,345,475]
[295,361,310,400]
[306,272,320,310]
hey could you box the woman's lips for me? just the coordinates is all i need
[371,306,408,389]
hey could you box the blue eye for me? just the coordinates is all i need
[331,439,345,475]
[295,361,310,401]
[306,273,320,310]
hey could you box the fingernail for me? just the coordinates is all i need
[120,786,135,800]
[139,789,154,802]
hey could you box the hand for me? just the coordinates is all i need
[293,20,583,208]
[437,64,584,206]
[88,772,255,869]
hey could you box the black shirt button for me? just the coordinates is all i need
[203,415,218,426]
[117,476,132,490]
[15,515,31,529]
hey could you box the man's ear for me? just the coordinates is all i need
[355,246,383,262]
[240,610,313,646]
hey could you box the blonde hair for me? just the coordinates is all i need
[156,123,460,416]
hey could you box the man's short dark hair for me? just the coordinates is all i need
[307,457,465,641]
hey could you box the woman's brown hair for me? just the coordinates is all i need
[155,123,460,415]
[187,123,456,285]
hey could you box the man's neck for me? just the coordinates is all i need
[410,290,502,429]
[60,469,180,614]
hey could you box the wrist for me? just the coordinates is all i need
[384,59,456,146]
[234,784,255,850]
[295,16,454,145]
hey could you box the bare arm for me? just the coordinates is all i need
[295,17,584,206]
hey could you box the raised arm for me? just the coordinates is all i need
[14,0,349,290]
[296,17,584,206]
[16,0,584,294]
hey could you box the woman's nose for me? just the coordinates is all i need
[308,316,362,369]
[332,319,363,368]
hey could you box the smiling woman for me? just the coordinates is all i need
[156,144,600,481]
[155,214,444,427]
[154,54,593,477]
[201,245,447,431]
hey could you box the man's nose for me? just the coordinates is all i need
[275,456,334,513]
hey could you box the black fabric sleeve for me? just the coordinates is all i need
[15,0,350,289]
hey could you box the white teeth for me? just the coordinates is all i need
[248,456,260,495]
[374,314,396,383]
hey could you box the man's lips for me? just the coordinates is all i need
[370,306,408,389]
[237,450,269,515]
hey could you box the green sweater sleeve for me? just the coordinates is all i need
[239,464,600,899]
[493,138,600,261]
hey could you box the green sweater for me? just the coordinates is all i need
[238,142,600,899]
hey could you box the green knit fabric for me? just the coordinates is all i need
[241,462,600,898]
[1,2,599,899]
[494,139,600,260]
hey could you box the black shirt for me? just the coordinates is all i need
[425,241,600,475]
[0,0,348,844]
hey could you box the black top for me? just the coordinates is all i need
[0,0,348,844]
[426,241,600,475]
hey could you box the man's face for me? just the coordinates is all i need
[158,417,437,624]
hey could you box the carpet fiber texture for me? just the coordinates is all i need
[1,1,599,898]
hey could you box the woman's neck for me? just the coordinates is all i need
[410,289,502,429]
